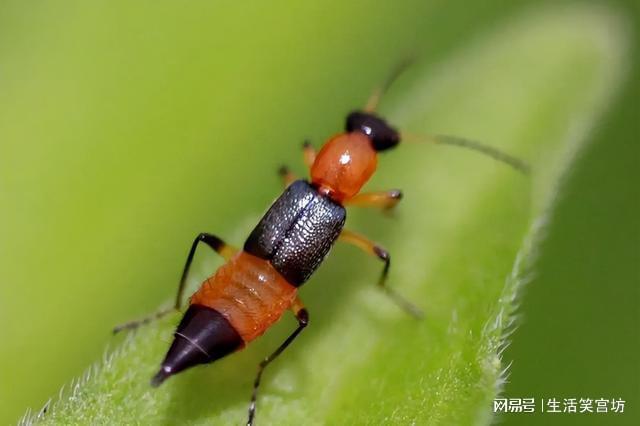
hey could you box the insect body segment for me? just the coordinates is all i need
[148,116,408,420]
[153,179,345,388]
[346,111,400,151]
[310,131,378,202]
[244,179,346,285]
[114,63,529,426]
[151,304,242,386]
[191,252,297,343]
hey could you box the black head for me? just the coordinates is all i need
[346,111,400,151]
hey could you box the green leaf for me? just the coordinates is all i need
[24,4,628,425]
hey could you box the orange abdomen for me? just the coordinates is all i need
[190,251,297,343]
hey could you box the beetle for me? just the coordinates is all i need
[114,62,528,425]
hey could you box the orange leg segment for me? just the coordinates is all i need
[278,141,316,188]
[344,189,403,211]
[302,140,316,169]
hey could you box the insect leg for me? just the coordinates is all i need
[302,139,316,169]
[339,229,423,319]
[174,233,237,309]
[344,189,403,212]
[278,140,315,188]
[112,233,237,334]
[247,298,309,426]
[112,306,175,335]
[278,165,297,188]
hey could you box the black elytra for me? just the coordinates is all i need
[346,111,400,151]
[244,180,346,286]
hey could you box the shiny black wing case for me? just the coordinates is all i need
[244,180,346,286]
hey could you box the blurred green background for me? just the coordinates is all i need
[0,0,637,425]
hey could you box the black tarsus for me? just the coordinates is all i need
[247,308,309,426]
[112,232,231,334]
[113,306,175,334]
[372,245,424,319]
[277,165,290,177]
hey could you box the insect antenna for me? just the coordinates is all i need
[402,132,531,175]
[364,60,530,174]
[364,56,415,113]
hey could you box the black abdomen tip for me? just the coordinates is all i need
[151,366,172,387]
[151,305,243,386]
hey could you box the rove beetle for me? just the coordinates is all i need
[114,62,528,425]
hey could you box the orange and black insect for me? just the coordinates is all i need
[114,62,528,426]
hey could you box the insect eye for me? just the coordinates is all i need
[345,111,400,151]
